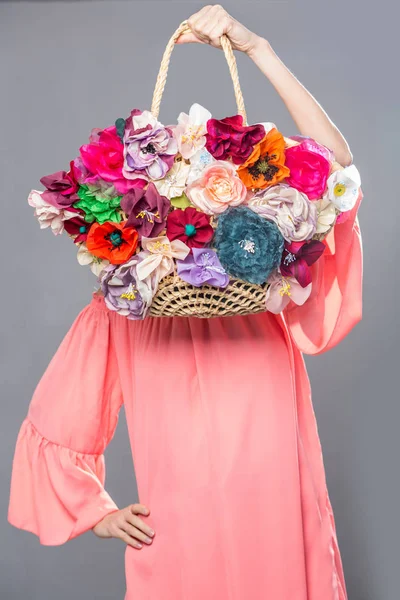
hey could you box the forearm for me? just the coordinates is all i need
[246,36,353,167]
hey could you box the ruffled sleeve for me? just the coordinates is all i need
[7,293,123,545]
[283,186,364,355]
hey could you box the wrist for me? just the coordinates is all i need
[246,35,274,61]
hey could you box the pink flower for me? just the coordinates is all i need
[79,125,146,194]
[284,139,331,200]
[185,160,248,215]
[27,190,78,235]
[265,271,312,314]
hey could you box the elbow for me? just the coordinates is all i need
[336,147,354,168]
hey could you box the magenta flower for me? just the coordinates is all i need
[79,125,147,194]
[280,240,325,287]
[205,114,266,165]
[284,139,332,200]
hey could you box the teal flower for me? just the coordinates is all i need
[73,183,123,224]
[213,206,284,284]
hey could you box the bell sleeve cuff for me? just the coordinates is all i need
[8,294,124,545]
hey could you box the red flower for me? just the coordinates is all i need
[166,207,214,250]
[63,207,92,243]
[205,115,266,165]
[280,240,325,287]
[86,220,139,265]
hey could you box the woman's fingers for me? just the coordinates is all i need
[117,529,144,549]
[128,502,150,517]
[126,511,155,539]
[175,32,208,45]
[92,503,155,549]
[120,521,154,545]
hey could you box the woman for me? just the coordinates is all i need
[8,5,362,600]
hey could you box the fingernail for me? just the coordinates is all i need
[145,536,152,544]
[136,543,143,548]
[149,529,155,536]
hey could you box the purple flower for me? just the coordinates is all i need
[120,182,170,238]
[122,109,178,181]
[177,247,230,288]
[280,240,325,288]
[99,253,156,320]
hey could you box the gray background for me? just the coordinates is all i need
[1,0,398,599]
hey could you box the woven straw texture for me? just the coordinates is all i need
[149,275,269,318]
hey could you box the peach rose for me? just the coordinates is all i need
[185,160,248,215]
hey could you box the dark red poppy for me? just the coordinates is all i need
[63,207,92,244]
[166,207,214,250]
[205,115,266,165]
[280,240,325,287]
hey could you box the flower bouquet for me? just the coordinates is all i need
[27,21,362,320]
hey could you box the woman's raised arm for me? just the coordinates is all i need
[176,4,353,167]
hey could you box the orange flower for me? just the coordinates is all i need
[237,127,290,190]
[86,220,139,265]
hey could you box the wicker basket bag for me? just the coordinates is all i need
[28,19,356,321]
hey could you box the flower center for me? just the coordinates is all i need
[120,283,138,301]
[184,223,197,237]
[105,229,125,249]
[248,153,279,182]
[135,209,160,224]
[279,278,292,297]
[150,240,170,253]
[333,182,346,197]
[142,142,156,154]
[283,250,297,266]
[238,238,256,254]
[181,125,203,144]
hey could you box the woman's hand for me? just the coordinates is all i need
[92,503,155,549]
[175,4,262,56]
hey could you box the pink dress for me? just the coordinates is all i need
[8,190,363,599]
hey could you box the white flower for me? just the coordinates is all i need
[131,109,160,131]
[323,164,361,212]
[315,197,337,234]
[153,158,191,199]
[173,102,212,159]
[27,189,77,235]
[186,146,216,185]
[77,243,110,277]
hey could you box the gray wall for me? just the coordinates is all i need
[1,1,398,599]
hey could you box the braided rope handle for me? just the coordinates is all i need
[150,19,248,125]
[149,20,344,172]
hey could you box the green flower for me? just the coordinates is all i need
[73,184,123,224]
